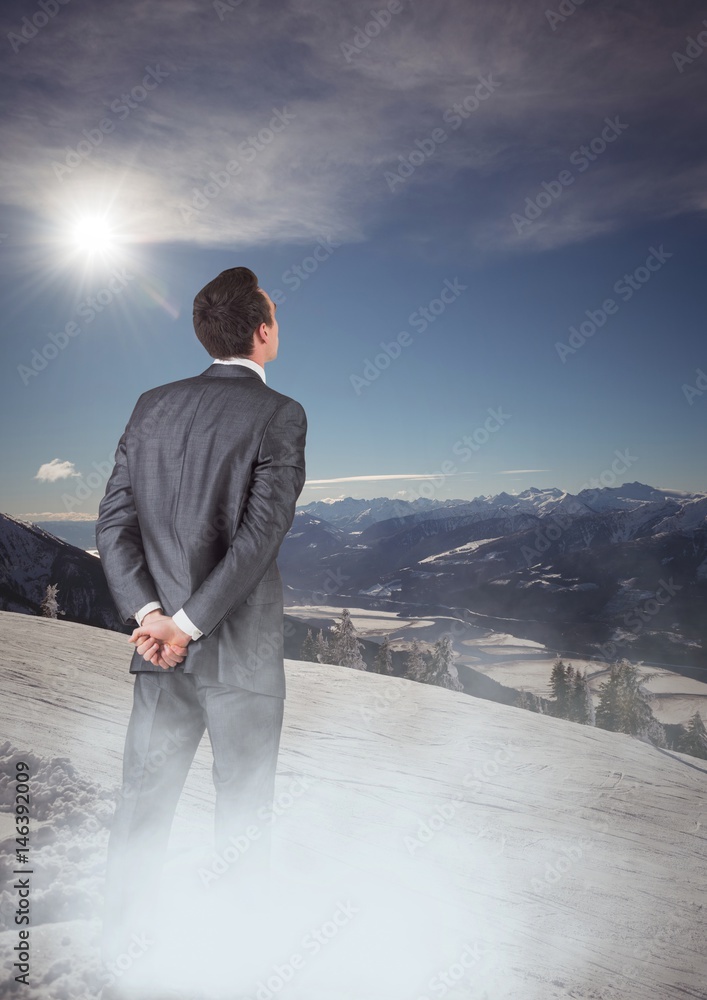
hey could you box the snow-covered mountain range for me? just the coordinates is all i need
[6,481,707,669]
[282,483,707,669]
[298,482,702,529]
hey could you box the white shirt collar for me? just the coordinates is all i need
[212,357,266,384]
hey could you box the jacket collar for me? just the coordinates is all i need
[199,363,264,381]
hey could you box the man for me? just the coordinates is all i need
[95,267,307,995]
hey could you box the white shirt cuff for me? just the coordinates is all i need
[135,601,162,626]
[173,607,202,641]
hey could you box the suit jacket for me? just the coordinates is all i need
[95,362,307,698]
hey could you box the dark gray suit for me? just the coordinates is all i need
[97,361,307,697]
[95,362,307,971]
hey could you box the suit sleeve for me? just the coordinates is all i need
[180,398,307,639]
[95,426,162,625]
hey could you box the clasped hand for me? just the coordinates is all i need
[129,610,192,669]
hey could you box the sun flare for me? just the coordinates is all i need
[70,215,116,255]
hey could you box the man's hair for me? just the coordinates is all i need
[193,266,273,359]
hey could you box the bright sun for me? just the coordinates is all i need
[70,215,116,255]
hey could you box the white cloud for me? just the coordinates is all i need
[305,471,480,484]
[496,469,552,475]
[34,459,81,482]
[19,511,99,520]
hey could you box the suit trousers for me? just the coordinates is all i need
[100,667,284,966]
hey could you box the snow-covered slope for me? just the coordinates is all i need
[0,610,705,1000]
[0,512,126,631]
[653,495,707,534]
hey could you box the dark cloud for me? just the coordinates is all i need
[0,0,704,252]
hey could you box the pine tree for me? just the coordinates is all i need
[596,659,657,739]
[678,711,707,759]
[313,628,331,664]
[549,658,572,718]
[638,717,666,748]
[40,583,64,619]
[571,670,595,725]
[330,609,366,670]
[564,664,575,708]
[595,661,622,731]
[404,639,428,682]
[374,634,394,675]
[515,689,544,713]
[619,664,655,737]
[427,635,463,691]
[300,628,317,662]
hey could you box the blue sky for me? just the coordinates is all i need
[1,0,705,517]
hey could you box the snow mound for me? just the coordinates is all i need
[1,610,706,1000]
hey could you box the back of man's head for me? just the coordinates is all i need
[193,266,272,359]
